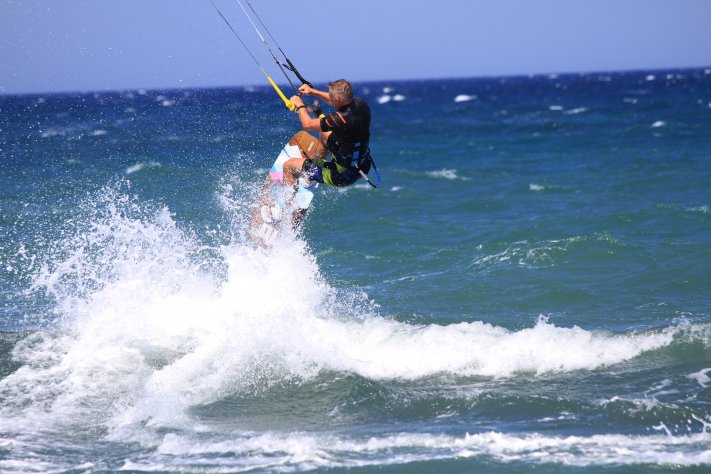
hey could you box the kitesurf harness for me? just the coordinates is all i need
[329,142,380,189]
[351,146,381,189]
[208,0,380,188]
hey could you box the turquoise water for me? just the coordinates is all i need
[1,69,711,472]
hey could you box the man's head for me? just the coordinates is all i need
[328,79,353,108]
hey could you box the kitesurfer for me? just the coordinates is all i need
[283,79,372,188]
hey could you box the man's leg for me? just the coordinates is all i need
[319,130,332,151]
[283,157,306,187]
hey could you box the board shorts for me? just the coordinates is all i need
[302,158,363,187]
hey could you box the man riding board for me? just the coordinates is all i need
[283,79,373,188]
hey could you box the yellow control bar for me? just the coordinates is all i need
[262,68,295,111]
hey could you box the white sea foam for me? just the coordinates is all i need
[599,395,667,414]
[471,235,617,270]
[688,368,711,388]
[0,183,705,470]
[392,94,406,102]
[426,168,469,181]
[454,94,476,103]
[153,95,175,107]
[90,129,108,136]
[687,205,710,214]
[117,430,711,471]
[564,107,588,115]
[126,163,143,174]
[126,161,161,174]
[530,183,545,192]
[548,105,587,114]
[40,129,60,138]
[3,276,681,441]
[2,190,710,473]
[651,121,666,128]
[377,95,392,104]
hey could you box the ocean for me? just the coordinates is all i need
[1,68,710,473]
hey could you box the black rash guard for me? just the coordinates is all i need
[319,97,371,171]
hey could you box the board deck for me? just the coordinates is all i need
[248,131,326,247]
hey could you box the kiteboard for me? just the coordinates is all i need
[248,131,326,247]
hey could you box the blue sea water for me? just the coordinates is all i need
[1,68,711,472]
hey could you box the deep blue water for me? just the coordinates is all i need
[1,68,711,472]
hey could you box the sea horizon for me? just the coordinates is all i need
[3,64,710,97]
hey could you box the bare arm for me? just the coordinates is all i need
[298,84,333,106]
[290,95,321,132]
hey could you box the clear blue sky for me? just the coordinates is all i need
[1,0,710,94]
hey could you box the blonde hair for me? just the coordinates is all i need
[328,79,353,102]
